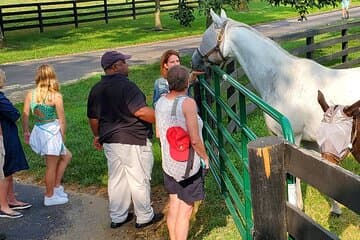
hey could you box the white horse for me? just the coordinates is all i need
[191,9,360,209]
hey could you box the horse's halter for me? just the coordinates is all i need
[196,21,229,65]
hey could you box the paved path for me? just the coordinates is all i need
[0,8,359,240]
[1,7,359,103]
[0,183,109,240]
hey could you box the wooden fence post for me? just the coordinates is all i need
[0,7,4,42]
[104,0,108,24]
[73,1,78,28]
[248,136,287,240]
[306,35,314,59]
[341,28,348,63]
[37,3,43,33]
[131,0,136,20]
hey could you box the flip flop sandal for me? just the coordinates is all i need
[0,210,23,219]
[9,203,32,210]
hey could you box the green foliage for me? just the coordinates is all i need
[199,0,223,14]
[267,0,338,16]
[199,0,337,18]
[199,0,248,14]
[169,0,196,27]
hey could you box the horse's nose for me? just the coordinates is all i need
[191,50,204,71]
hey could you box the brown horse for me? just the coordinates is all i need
[317,90,360,215]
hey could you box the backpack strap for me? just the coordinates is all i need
[171,95,195,179]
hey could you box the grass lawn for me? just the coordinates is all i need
[1,0,359,63]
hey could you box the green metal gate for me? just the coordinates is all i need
[196,65,295,239]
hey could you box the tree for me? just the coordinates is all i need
[199,0,337,21]
[199,0,248,26]
[268,0,338,21]
[170,0,196,27]
[175,0,337,27]
[154,0,163,30]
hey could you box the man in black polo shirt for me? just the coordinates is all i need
[87,51,163,229]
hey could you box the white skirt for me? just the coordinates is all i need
[30,120,67,156]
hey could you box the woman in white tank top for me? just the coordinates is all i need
[155,65,209,240]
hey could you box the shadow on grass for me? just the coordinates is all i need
[189,174,241,239]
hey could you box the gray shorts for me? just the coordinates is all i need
[0,136,5,179]
[163,168,208,204]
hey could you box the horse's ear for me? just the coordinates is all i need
[317,90,329,112]
[210,9,225,27]
[220,9,227,19]
[343,99,360,117]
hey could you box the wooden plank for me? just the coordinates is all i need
[334,57,360,68]
[284,143,360,214]
[3,24,39,31]
[271,20,360,43]
[2,10,39,16]
[3,17,39,24]
[227,90,238,108]
[43,21,75,27]
[286,203,339,240]
[248,136,287,240]
[315,49,349,63]
[42,14,74,21]
[315,46,360,63]
[291,35,353,56]
[41,7,74,13]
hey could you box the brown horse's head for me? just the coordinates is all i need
[317,90,360,164]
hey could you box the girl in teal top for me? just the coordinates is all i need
[22,64,72,207]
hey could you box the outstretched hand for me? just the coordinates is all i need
[189,70,205,83]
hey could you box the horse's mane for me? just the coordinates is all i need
[225,19,297,60]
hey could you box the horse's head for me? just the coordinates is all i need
[317,90,360,164]
[191,9,229,71]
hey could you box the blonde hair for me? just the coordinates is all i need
[34,64,60,103]
[0,69,5,89]
[160,49,180,78]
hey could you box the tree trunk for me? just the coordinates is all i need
[237,0,249,11]
[154,0,163,31]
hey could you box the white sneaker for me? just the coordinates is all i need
[44,194,68,206]
[54,185,68,198]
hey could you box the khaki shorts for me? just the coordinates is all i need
[0,136,5,179]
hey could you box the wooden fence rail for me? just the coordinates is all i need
[271,20,360,68]
[0,0,199,37]
[248,136,360,240]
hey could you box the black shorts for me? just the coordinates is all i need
[163,168,208,204]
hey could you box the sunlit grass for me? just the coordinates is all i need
[1,0,359,63]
